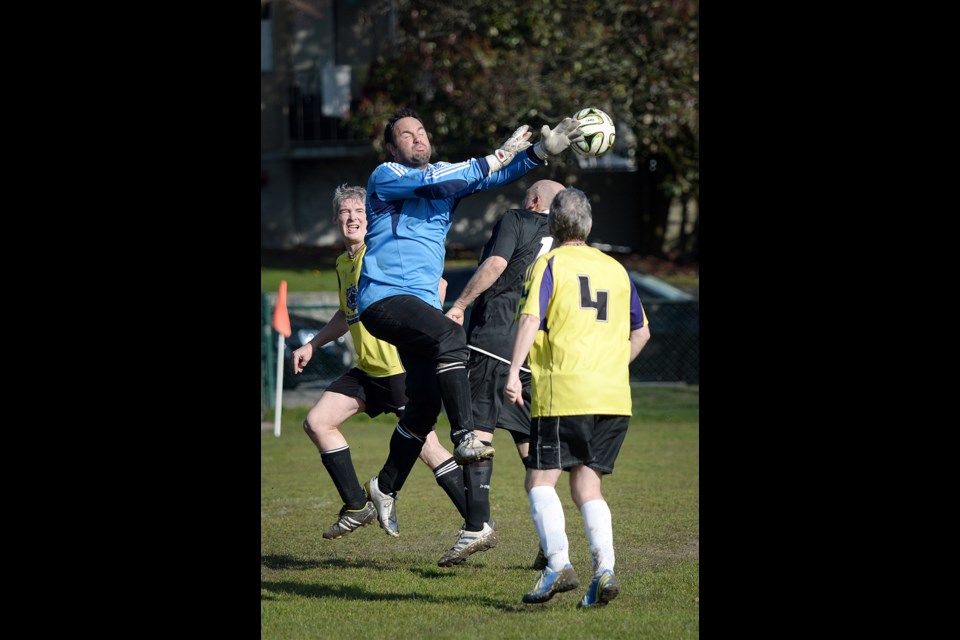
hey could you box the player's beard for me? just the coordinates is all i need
[400,145,432,168]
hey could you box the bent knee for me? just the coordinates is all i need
[435,325,468,363]
[302,417,330,438]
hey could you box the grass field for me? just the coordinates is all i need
[261,386,699,639]
[261,268,340,293]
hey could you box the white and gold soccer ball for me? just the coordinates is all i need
[571,108,616,157]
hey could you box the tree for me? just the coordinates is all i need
[348,0,699,259]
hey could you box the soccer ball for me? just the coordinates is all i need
[571,108,616,157]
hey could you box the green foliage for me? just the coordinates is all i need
[262,386,699,638]
[349,0,698,198]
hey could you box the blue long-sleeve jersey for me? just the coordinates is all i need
[357,147,544,314]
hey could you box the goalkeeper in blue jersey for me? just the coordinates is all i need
[505,188,651,608]
[358,107,583,564]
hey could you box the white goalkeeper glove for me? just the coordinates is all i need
[533,118,584,160]
[485,125,533,175]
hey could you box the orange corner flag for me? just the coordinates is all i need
[272,280,292,337]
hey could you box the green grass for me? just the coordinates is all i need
[261,386,699,638]
[261,268,340,293]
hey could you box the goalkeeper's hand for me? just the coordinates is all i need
[485,125,533,174]
[533,118,584,160]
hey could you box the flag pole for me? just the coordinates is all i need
[274,332,284,437]
[271,280,292,438]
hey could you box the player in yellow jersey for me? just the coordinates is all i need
[292,185,468,540]
[505,187,651,608]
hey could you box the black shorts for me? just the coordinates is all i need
[325,368,407,418]
[526,414,629,474]
[468,349,531,438]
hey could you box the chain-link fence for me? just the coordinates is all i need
[630,299,700,384]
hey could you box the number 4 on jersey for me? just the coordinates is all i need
[578,276,608,321]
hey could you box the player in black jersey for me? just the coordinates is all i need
[440,180,565,567]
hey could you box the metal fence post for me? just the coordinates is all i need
[262,292,276,410]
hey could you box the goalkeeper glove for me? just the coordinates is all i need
[485,125,532,174]
[533,118,584,160]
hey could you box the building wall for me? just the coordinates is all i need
[261,160,297,250]
[290,158,379,247]
[261,1,290,153]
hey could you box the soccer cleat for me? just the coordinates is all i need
[532,546,547,570]
[453,432,496,465]
[322,502,377,539]
[522,564,580,604]
[364,476,399,537]
[577,569,620,609]
[446,520,497,564]
[437,522,498,567]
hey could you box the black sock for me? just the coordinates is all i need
[463,457,493,531]
[320,447,367,509]
[436,363,473,444]
[432,456,467,520]
[377,423,425,495]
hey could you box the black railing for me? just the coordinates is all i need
[287,87,365,145]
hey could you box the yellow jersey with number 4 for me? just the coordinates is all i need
[518,245,647,417]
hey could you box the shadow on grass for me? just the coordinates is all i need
[261,554,382,571]
[260,579,530,611]
[409,559,505,579]
[409,566,458,579]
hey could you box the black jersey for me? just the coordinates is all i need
[466,208,553,359]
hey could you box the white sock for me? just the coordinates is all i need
[528,486,569,570]
[581,499,615,575]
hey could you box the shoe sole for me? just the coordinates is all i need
[453,442,496,465]
[599,583,620,604]
[453,450,496,465]
[578,579,620,608]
